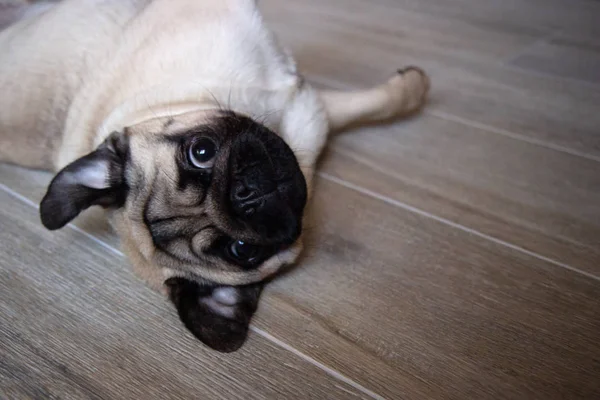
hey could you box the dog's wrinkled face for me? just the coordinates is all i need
[40,111,307,352]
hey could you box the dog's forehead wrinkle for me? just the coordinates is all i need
[160,237,200,263]
[150,217,212,238]
[147,177,205,216]
[158,167,179,187]
[191,226,219,251]
[146,200,207,227]
[163,190,204,210]
[147,211,208,225]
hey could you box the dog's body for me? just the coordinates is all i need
[1,0,323,172]
[0,0,429,351]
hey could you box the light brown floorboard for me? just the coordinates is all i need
[258,178,600,400]
[262,0,539,64]
[261,0,600,160]
[338,0,600,38]
[0,159,441,399]
[322,114,600,276]
[0,188,369,400]
[509,35,600,85]
[3,0,600,398]
[0,164,427,400]
[3,166,600,399]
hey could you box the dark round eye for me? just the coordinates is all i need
[188,137,217,169]
[229,240,263,263]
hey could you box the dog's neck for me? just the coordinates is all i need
[94,79,301,149]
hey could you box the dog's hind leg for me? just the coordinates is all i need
[318,67,430,132]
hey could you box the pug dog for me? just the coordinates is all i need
[0,0,429,352]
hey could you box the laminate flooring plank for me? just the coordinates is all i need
[0,164,429,400]
[262,0,600,275]
[258,177,600,399]
[261,0,600,159]
[262,0,539,64]
[321,113,600,276]
[509,35,600,85]
[329,0,600,38]
[4,165,600,399]
[0,188,371,400]
[3,1,600,397]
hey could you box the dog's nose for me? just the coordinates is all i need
[231,171,277,216]
[232,173,276,202]
[226,116,307,243]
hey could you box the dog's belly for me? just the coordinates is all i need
[0,0,148,170]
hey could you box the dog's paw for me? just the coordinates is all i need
[384,66,430,117]
[398,66,430,95]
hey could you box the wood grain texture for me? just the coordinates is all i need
[3,165,600,399]
[3,0,600,399]
[369,0,600,38]
[509,35,600,84]
[261,0,600,159]
[262,0,539,64]
[0,188,368,400]
[260,178,600,399]
[322,114,600,275]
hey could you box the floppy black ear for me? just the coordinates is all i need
[165,278,263,353]
[40,132,129,230]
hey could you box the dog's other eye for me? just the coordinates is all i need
[188,137,217,169]
[229,240,263,263]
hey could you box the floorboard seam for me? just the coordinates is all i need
[332,146,595,252]
[426,109,600,163]
[318,172,600,284]
[0,181,386,400]
[251,327,385,400]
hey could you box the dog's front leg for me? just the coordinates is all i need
[319,67,430,132]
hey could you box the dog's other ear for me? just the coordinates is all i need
[165,278,263,353]
[40,132,129,230]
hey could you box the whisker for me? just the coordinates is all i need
[205,87,224,111]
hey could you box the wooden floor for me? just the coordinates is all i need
[2,0,600,398]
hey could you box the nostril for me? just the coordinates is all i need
[230,172,279,218]
[236,187,252,200]
[233,182,257,201]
